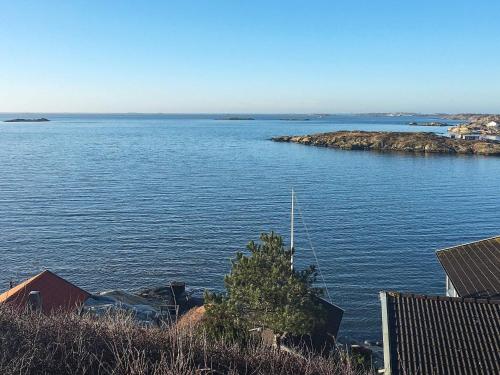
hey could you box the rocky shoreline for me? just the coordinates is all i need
[272,131,500,156]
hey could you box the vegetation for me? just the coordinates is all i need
[204,232,326,340]
[0,304,369,374]
[0,232,375,374]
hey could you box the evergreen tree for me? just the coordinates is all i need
[204,232,326,339]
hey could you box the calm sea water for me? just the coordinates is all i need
[0,113,498,340]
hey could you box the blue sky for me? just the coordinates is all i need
[1,1,499,113]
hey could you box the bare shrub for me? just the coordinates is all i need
[0,305,371,375]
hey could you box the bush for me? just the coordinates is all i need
[0,304,370,374]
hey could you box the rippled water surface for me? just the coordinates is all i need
[0,114,498,340]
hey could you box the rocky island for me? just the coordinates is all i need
[272,131,500,156]
[408,121,449,126]
[4,118,50,123]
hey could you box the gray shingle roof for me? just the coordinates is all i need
[436,236,500,299]
[380,292,500,375]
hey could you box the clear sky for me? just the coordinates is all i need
[1,1,499,114]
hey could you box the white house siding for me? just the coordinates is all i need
[446,276,458,297]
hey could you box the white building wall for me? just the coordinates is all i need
[446,276,458,297]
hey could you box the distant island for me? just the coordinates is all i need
[408,121,449,127]
[218,116,255,121]
[442,113,488,121]
[4,118,50,123]
[272,131,500,156]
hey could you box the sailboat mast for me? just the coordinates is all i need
[290,188,294,271]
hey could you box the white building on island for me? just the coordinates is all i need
[486,121,498,128]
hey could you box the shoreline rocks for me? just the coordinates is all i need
[272,131,500,156]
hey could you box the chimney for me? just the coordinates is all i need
[28,291,42,312]
[170,281,186,299]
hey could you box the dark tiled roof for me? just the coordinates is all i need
[436,236,500,299]
[314,296,343,338]
[380,292,500,375]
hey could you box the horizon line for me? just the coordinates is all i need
[0,111,491,116]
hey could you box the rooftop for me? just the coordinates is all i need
[380,292,500,375]
[436,236,500,299]
[0,270,90,313]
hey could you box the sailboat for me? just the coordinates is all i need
[289,189,344,342]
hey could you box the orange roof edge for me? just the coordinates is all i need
[0,271,47,303]
[0,270,90,312]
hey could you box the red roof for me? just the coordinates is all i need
[0,270,90,313]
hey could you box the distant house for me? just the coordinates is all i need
[379,292,500,375]
[486,121,498,128]
[460,133,481,140]
[436,236,500,299]
[0,270,90,313]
